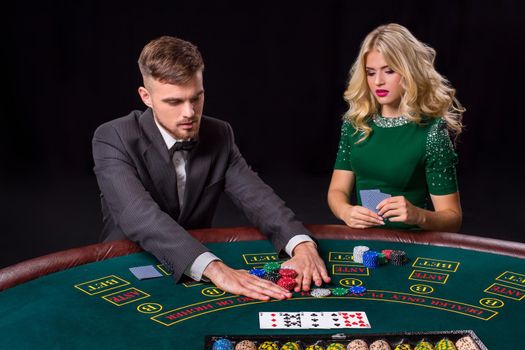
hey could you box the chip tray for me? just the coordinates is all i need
[204,329,487,349]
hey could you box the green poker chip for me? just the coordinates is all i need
[263,262,281,273]
[331,287,348,296]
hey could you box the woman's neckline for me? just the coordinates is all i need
[372,113,410,128]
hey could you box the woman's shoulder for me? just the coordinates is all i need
[419,115,447,132]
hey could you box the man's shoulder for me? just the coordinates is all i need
[201,115,231,129]
[95,110,144,132]
[200,115,234,138]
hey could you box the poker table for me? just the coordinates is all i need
[1,224,525,349]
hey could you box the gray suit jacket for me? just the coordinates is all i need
[92,109,312,281]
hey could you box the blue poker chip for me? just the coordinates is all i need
[362,250,379,268]
[212,338,233,350]
[249,268,266,278]
[349,286,367,294]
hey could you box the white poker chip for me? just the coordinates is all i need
[310,288,332,298]
[353,245,370,263]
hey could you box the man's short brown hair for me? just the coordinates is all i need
[138,36,204,85]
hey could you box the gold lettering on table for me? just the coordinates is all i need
[408,270,449,284]
[328,252,355,263]
[410,284,434,294]
[479,298,505,308]
[201,287,226,297]
[242,253,280,265]
[332,264,370,276]
[412,258,459,272]
[102,287,150,306]
[496,271,525,287]
[74,275,130,295]
[339,278,363,287]
[137,303,163,314]
[484,283,525,301]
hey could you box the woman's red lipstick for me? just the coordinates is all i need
[376,89,389,97]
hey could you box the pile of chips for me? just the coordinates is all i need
[352,246,408,267]
[390,250,407,266]
[249,262,298,291]
[211,336,480,350]
[309,285,367,298]
[352,246,369,263]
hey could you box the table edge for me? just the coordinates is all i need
[1,224,523,291]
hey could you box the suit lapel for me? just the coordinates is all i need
[140,109,181,218]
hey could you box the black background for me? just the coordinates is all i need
[4,0,524,268]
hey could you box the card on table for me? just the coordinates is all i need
[129,265,163,280]
[359,189,391,213]
[258,312,303,329]
[259,311,370,329]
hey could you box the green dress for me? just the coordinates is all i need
[334,114,458,230]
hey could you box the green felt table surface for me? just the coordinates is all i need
[1,239,524,349]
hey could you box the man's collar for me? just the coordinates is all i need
[154,117,181,149]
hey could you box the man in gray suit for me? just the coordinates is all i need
[92,36,330,301]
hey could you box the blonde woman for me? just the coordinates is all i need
[327,23,464,232]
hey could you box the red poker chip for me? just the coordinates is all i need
[381,249,392,260]
[278,268,298,278]
[277,277,297,291]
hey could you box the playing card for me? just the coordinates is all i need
[259,312,302,329]
[129,265,163,280]
[360,189,391,213]
[335,311,371,328]
[259,311,370,329]
[300,312,331,329]
[280,312,302,329]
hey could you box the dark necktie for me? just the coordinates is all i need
[168,139,198,158]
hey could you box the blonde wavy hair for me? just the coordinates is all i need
[343,23,464,143]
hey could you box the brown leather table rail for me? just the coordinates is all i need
[1,224,524,291]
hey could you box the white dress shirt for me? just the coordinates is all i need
[154,118,313,281]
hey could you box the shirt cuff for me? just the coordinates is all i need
[185,252,221,282]
[285,235,315,257]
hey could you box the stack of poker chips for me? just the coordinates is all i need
[362,250,379,268]
[309,285,367,298]
[280,341,302,350]
[211,335,479,350]
[353,246,370,263]
[435,338,456,350]
[455,336,480,350]
[277,268,298,291]
[353,245,408,268]
[310,288,332,298]
[393,341,412,350]
[381,249,392,259]
[249,262,298,291]
[234,340,257,350]
[370,339,391,349]
[305,345,324,350]
[262,262,281,282]
[212,338,234,350]
[348,285,367,294]
[347,339,369,350]
[331,287,348,297]
[258,341,279,350]
[390,250,407,266]
[414,339,434,350]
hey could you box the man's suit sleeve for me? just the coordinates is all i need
[92,123,209,282]
[222,123,313,254]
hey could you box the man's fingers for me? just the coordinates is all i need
[311,269,323,287]
[318,265,331,284]
[211,268,292,302]
[246,276,290,298]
